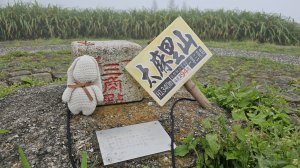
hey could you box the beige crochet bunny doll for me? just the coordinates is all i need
[62,55,104,115]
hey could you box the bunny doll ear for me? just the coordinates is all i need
[91,56,103,90]
[67,57,81,85]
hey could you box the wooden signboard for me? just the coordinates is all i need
[126,17,212,106]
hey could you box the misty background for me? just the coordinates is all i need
[1,0,300,23]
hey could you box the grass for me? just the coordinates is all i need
[194,55,300,106]
[0,129,9,134]
[0,38,115,48]
[1,47,299,100]
[1,47,299,83]
[176,76,300,167]
[177,54,300,167]
[18,146,31,168]
[2,38,300,56]
[0,50,71,98]
[0,37,299,167]
[1,2,299,45]
[203,55,300,72]
[0,84,23,98]
[0,77,66,98]
[81,151,88,168]
[0,50,72,80]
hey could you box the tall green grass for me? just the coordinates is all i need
[0,2,299,45]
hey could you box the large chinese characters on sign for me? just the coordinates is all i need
[126,17,212,106]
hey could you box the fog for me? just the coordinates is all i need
[1,0,299,22]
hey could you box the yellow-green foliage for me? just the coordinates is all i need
[0,2,299,45]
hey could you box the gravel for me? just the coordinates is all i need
[0,85,70,168]
[0,84,224,167]
[0,45,70,55]
[211,48,300,65]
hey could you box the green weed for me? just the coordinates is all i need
[0,76,67,98]
[0,50,71,81]
[6,51,29,57]
[18,146,31,168]
[0,85,24,98]
[81,151,88,168]
[0,129,9,134]
[176,75,300,168]
[16,147,89,168]
[20,76,48,85]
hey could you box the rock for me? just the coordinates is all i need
[46,146,53,153]
[52,72,67,80]
[158,156,171,167]
[289,113,300,125]
[9,70,31,77]
[252,74,273,85]
[281,92,300,103]
[32,68,52,73]
[7,73,53,85]
[0,84,225,167]
[11,163,20,168]
[148,101,155,106]
[7,134,19,141]
[275,76,294,86]
[292,84,300,88]
[0,81,8,87]
[72,40,144,105]
[7,75,32,85]
[215,70,229,81]
[31,73,53,82]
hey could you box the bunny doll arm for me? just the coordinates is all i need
[92,85,104,103]
[62,87,74,103]
[62,57,80,103]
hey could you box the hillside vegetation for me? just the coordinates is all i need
[0,2,299,45]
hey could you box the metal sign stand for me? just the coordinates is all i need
[184,79,211,109]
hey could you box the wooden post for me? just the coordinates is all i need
[184,79,211,109]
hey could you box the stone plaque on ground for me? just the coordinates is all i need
[96,121,173,165]
[71,40,144,105]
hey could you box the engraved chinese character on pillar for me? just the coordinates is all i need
[97,56,132,105]
[101,63,124,104]
[72,40,145,105]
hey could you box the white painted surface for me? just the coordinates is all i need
[96,121,173,165]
